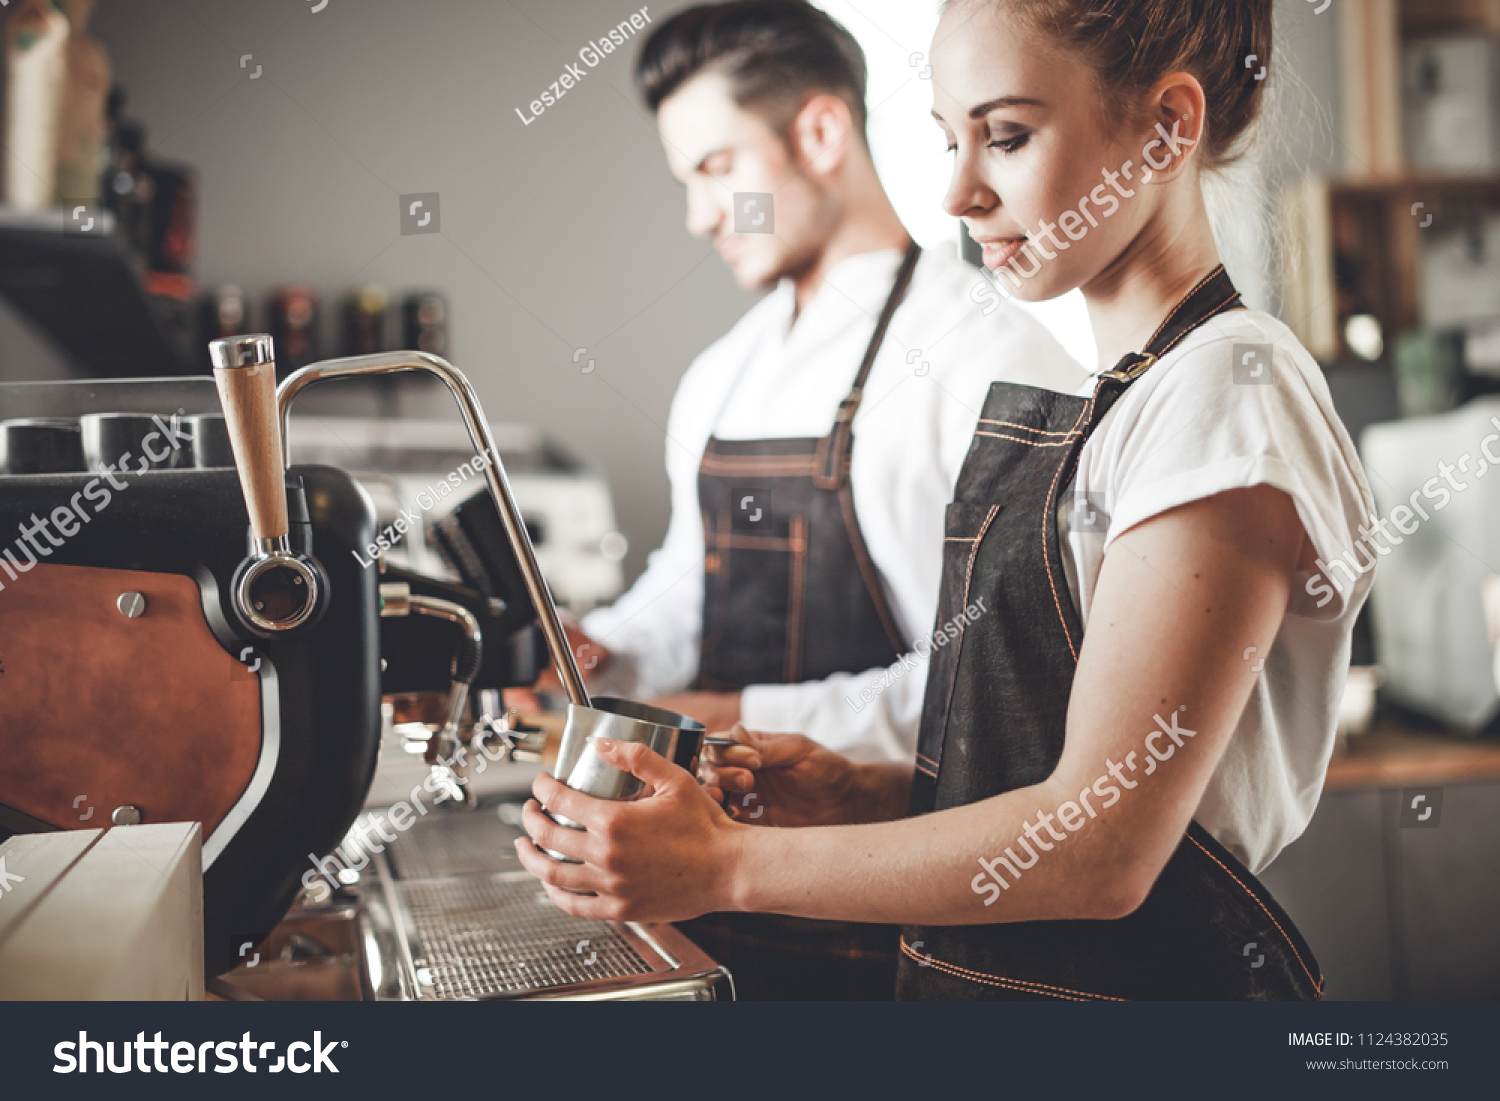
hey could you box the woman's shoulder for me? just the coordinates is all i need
[1121,308,1336,435]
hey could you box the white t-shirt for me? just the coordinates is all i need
[1058,309,1377,874]
[583,245,1085,761]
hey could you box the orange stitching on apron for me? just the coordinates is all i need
[1143,264,1226,350]
[698,512,735,659]
[703,533,798,552]
[1152,291,1245,359]
[916,752,939,769]
[977,420,1079,436]
[699,457,820,475]
[924,505,999,779]
[961,507,1000,616]
[901,938,1127,1001]
[973,431,1079,447]
[943,536,978,543]
[784,515,808,682]
[1042,398,1094,663]
[1185,834,1324,997]
[839,481,905,654]
[915,762,938,778]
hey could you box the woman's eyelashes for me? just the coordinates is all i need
[946,131,1031,155]
[988,131,1031,154]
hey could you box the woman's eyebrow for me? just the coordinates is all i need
[967,95,1046,119]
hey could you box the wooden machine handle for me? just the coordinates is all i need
[209,334,289,543]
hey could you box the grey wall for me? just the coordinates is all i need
[75,0,754,585]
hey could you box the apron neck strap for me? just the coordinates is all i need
[1097,264,1244,384]
[818,239,923,486]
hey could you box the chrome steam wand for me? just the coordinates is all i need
[275,350,591,709]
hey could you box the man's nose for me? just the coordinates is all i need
[686,188,724,238]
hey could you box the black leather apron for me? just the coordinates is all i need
[898,266,1323,1001]
[680,242,920,1000]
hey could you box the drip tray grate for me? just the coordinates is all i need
[384,804,524,880]
[397,875,653,999]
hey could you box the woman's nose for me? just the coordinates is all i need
[943,143,993,220]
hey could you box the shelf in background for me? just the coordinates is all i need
[1326,722,1500,791]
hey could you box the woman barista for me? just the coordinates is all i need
[515,0,1377,999]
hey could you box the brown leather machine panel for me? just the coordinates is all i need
[0,563,261,837]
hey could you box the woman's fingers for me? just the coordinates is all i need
[538,878,617,920]
[531,769,610,833]
[520,796,597,864]
[512,835,598,895]
[594,738,687,791]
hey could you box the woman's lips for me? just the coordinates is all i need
[978,237,1029,272]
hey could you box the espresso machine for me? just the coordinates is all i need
[0,339,730,999]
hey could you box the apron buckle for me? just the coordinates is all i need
[1097,353,1158,384]
[834,390,864,423]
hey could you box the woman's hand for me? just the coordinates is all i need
[700,724,910,828]
[514,739,747,923]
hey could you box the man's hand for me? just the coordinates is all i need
[649,690,742,734]
[523,619,609,699]
[698,724,907,828]
[515,740,745,923]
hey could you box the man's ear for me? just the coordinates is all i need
[788,92,857,178]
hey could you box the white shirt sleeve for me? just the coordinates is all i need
[741,653,927,763]
[1059,311,1378,873]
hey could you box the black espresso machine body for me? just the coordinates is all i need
[1,374,547,977]
[0,378,377,976]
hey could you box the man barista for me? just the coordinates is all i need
[529,0,1083,999]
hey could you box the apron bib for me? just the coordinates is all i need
[681,241,920,1000]
[898,266,1323,1001]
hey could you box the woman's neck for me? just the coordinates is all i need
[1082,184,1225,370]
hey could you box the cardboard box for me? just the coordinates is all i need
[0,822,203,999]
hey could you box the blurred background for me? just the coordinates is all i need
[1,0,1498,998]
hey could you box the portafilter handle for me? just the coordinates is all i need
[210,334,289,544]
[209,334,326,636]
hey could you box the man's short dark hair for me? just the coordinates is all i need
[636,1,868,138]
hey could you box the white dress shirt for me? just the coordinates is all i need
[583,244,1085,761]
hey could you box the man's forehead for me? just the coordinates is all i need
[659,71,775,169]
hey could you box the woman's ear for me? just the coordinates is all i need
[790,92,856,178]
[1140,73,1207,184]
